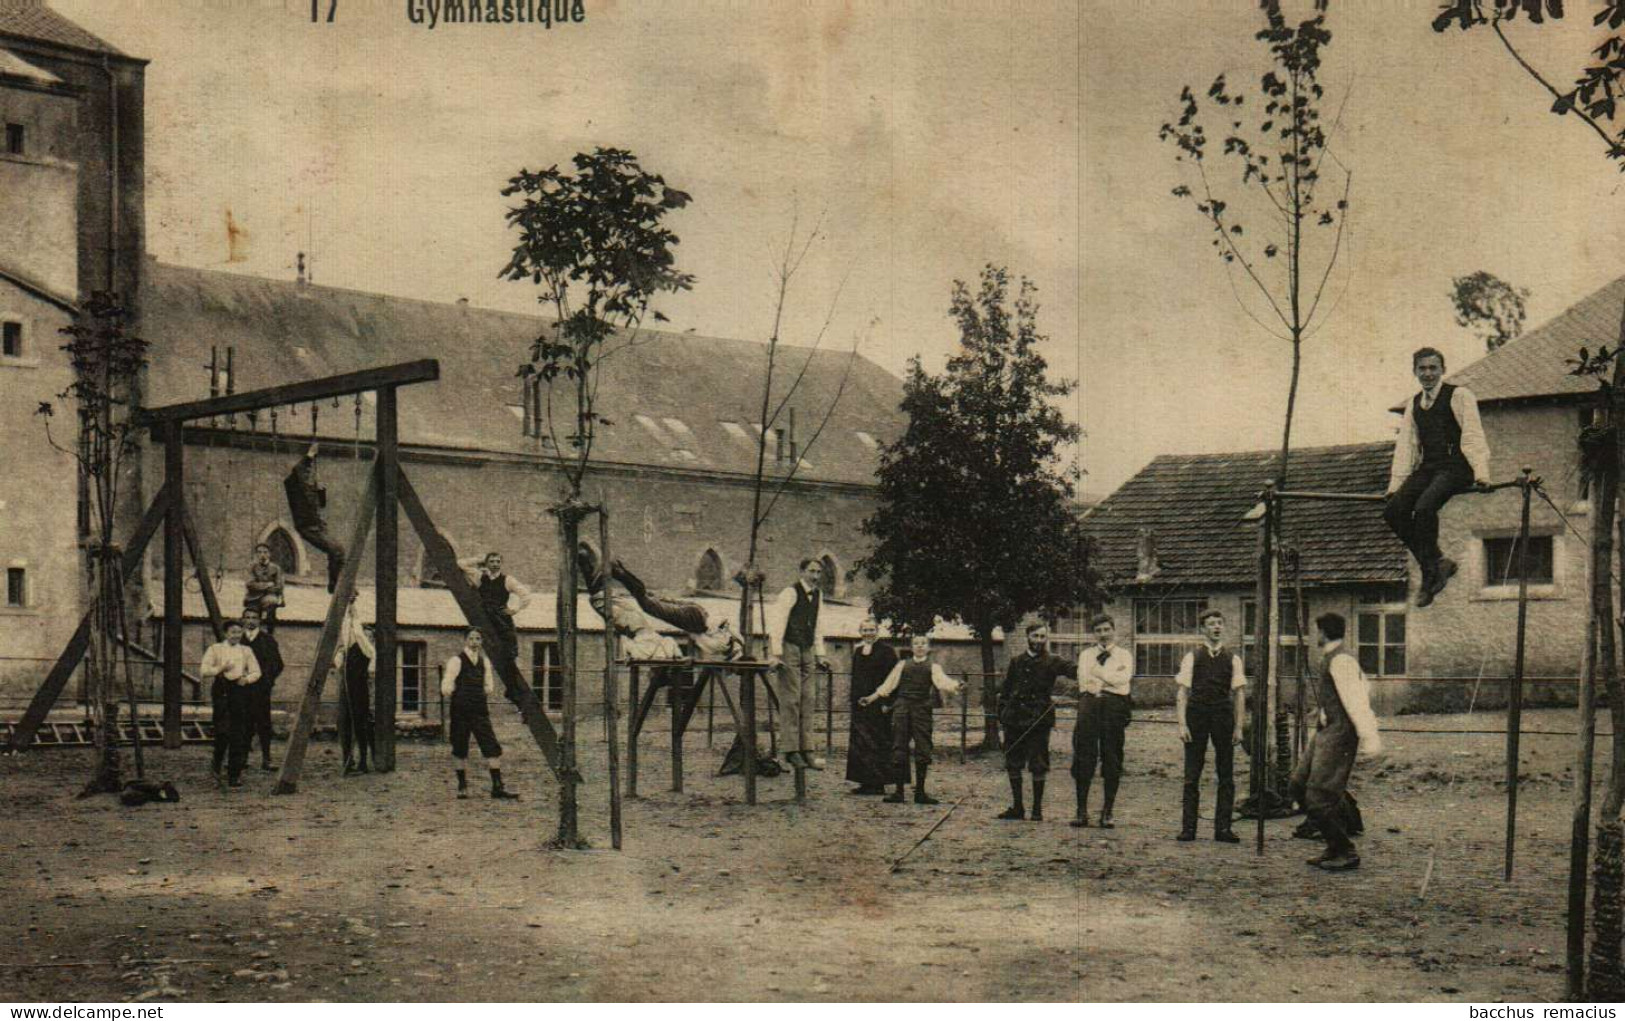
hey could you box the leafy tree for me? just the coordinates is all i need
[1429,0,1625,997]
[36,293,149,795]
[859,266,1102,751]
[501,148,693,847]
[1452,270,1531,352]
[1159,0,1350,809]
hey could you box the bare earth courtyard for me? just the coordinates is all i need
[0,708,1596,1003]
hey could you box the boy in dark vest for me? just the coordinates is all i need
[458,551,532,675]
[239,606,283,771]
[1291,613,1384,871]
[768,559,831,770]
[858,633,961,804]
[996,622,1077,821]
[283,444,346,593]
[1384,347,1491,606]
[440,628,519,800]
[242,543,284,631]
[1175,609,1246,843]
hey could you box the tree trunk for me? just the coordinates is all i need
[1586,455,1618,998]
[976,630,1000,753]
[551,504,587,849]
[1593,320,1625,995]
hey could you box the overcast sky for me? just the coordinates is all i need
[50,1,1625,495]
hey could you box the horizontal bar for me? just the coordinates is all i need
[626,658,776,670]
[135,359,440,427]
[1274,489,1386,503]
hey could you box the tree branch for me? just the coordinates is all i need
[1492,16,1622,157]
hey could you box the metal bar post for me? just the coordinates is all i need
[1506,468,1533,881]
[162,425,185,748]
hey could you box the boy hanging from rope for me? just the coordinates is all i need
[283,443,345,593]
[859,633,961,804]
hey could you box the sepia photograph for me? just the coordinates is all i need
[2,0,1624,1006]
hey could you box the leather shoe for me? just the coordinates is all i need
[996,806,1026,821]
[1176,831,1197,842]
[1431,557,1458,596]
[1316,853,1361,871]
[883,790,906,804]
[1070,814,1089,829]
[914,790,939,805]
[1098,812,1115,829]
[1214,830,1241,844]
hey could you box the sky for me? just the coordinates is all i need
[46,0,1625,496]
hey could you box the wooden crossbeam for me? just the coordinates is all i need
[135,360,439,428]
[4,482,173,754]
[273,465,379,795]
[396,467,562,773]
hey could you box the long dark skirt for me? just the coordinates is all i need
[846,702,900,786]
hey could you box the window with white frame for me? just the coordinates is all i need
[1132,597,1208,676]
[1355,606,1407,677]
[399,641,427,715]
[532,641,563,712]
[1482,534,1555,588]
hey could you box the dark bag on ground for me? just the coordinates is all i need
[120,779,181,806]
[719,736,784,777]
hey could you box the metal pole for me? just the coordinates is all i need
[960,672,969,765]
[1506,468,1534,881]
[1567,500,1602,999]
[600,509,623,851]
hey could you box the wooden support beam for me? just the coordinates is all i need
[396,467,561,772]
[374,386,399,772]
[1506,469,1534,881]
[599,509,623,850]
[136,360,439,428]
[179,504,225,642]
[274,466,380,795]
[627,664,640,799]
[5,483,172,754]
[163,426,185,748]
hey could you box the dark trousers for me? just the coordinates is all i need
[210,678,252,782]
[449,689,502,760]
[1002,714,1054,776]
[1073,692,1130,809]
[1290,727,1360,856]
[294,522,345,593]
[245,679,274,760]
[891,699,933,781]
[1182,701,1236,836]
[613,561,710,635]
[1384,461,1472,570]
[337,666,374,766]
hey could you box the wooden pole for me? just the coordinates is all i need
[627,663,640,799]
[179,505,225,642]
[555,507,582,846]
[825,663,835,760]
[671,664,685,793]
[1255,486,1274,856]
[274,465,379,794]
[743,644,758,806]
[374,386,399,772]
[960,673,969,765]
[162,424,184,749]
[1506,468,1534,881]
[1568,492,1602,1000]
[599,509,623,850]
[706,667,715,749]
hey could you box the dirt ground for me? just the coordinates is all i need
[0,707,1602,1003]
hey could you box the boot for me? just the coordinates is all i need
[455,768,469,800]
[883,782,906,804]
[1030,778,1045,821]
[1215,778,1236,840]
[1178,780,1199,841]
[1100,775,1119,829]
[491,768,519,800]
[997,772,1025,820]
[1071,778,1091,827]
[913,763,938,805]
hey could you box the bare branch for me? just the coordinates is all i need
[1195,162,1294,330]
[1492,16,1621,157]
[1303,168,1352,326]
[757,340,862,527]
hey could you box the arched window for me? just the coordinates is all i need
[695,548,725,592]
[819,553,841,599]
[264,526,299,576]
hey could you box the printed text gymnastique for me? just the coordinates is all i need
[406,0,585,29]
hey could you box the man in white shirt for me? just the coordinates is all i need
[767,559,830,771]
[1291,613,1384,872]
[1072,614,1133,829]
[457,550,533,674]
[1384,347,1492,607]
[1175,610,1247,844]
[440,629,519,800]
[201,620,262,789]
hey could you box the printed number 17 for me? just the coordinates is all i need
[312,0,336,21]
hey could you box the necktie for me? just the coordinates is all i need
[1096,649,1110,666]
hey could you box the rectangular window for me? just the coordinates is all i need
[1131,597,1208,676]
[1483,535,1554,586]
[4,124,22,156]
[1242,593,1304,643]
[532,641,563,712]
[1356,610,1407,677]
[2,321,20,358]
[6,567,26,607]
[399,641,427,715]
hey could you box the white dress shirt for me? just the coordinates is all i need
[1174,643,1247,691]
[1321,640,1384,757]
[1388,384,1492,492]
[1080,642,1133,697]
[440,649,495,697]
[766,582,827,658]
[201,642,261,686]
[869,657,961,699]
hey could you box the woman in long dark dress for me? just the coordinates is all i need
[846,620,900,794]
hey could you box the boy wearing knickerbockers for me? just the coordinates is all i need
[441,629,519,801]
[996,621,1077,822]
[859,633,961,804]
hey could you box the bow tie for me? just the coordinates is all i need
[1096,649,1111,666]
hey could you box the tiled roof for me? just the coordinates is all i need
[0,1,122,56]
[1083,441,1406,589]
[139,261,904,486]
[1446,274,1625,405]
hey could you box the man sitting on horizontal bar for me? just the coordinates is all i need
[1384,347,1491,608]
[577,542,743,662]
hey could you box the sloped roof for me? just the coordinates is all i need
[139,261,904,486]
[1446,274,1625,405]
[0,1,122,56]
[0,45,61,83]
[1083,441,1405,589]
